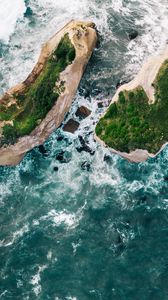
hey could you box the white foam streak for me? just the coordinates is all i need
[0,184,12,204]
[111,0,130,14]
[41,209,82,229]
[30,265,47,296]
[0,224,29,247]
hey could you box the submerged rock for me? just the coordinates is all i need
[103,154,112,163]
[38,145,48,157]
[24,6,33,17]
[63,119,80,133]
[97,101,104,108]
[76,135,95,155]
[128,30,138,40]
[81,161,91,171]
[116,80,129,89]
[53,166,59,171]
[57,135,64,142]
[0,20,97,166]
[55,151,71,163]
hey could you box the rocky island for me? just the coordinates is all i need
[95,46,168,163]
[0,20,97,166]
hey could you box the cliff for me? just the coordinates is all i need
[0,20,97,166]
[95,46,168,163]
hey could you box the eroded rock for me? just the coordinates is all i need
[63,119,80,133]
[75,105,91,119]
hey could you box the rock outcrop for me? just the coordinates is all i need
[95,46,168,163]
[63,119,80,133]
[0,20,97,166]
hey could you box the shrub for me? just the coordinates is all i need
[2,124,18,144]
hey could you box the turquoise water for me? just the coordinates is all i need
[1,0,168,299]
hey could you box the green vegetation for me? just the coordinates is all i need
[0,34,76,146]
[96,60,168,153]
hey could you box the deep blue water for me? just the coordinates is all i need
[1,0,168,299]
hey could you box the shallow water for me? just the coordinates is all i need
[1,0,168,299]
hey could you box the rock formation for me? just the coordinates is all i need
[95,46,168,163]
[0,20,97,166]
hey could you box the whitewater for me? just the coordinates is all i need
[1,0,168,299]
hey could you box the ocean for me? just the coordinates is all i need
[0,0,168,299]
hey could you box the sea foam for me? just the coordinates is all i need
[0,0,26,43]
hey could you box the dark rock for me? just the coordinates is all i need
[24,0,30,5]
[79,135,87,146]
[57,135,64,142]
[76,135,95,155]
[128,30,138,40]
[57,135,72,146]
[137,195,148,205]
[104,154,112,163]
[79,87,90,98]
[63,119,80,133]
[55,151,71,163]
[86,130,93,137]
[164,176,168,181]
[24,6,33,18]
[97,101,104,108]
[116,234,125,254]
[75,106,91,120]
[116,80,129,89]
[53,166,59,172]
[140,195,147,202]
[38,145,48,156]
[81,161,91,171]
[92,88,102,96]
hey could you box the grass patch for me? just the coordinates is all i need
[96,59,168,153]
[0,34,76,145]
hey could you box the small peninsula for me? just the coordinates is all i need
[0,20,97,166]
[95,47,168,163]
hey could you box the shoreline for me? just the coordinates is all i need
[95,134,168,163]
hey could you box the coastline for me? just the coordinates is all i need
[95,134,168,163]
